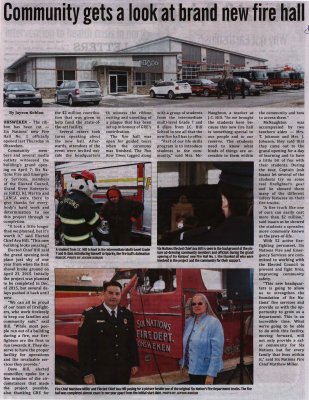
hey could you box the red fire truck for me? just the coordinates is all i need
[287,71,304,89]
[266,68,292,90]
[276,65,304,89]
[55,268,253,384]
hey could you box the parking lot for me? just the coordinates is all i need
[44,89,304,108]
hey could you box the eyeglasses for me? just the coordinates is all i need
[192,302,204,306]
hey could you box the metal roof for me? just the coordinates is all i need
[118,35,268,62]
[6,35,267,70]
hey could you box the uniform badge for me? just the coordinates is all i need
[97,320,106,323]
[123,318,128,325]
[79,316,85,328]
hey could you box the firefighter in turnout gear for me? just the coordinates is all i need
[78,281,139,384]
[57,170,101,246]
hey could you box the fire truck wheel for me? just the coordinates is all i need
[55,359,82,385]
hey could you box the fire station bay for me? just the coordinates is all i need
[6,36,267,98]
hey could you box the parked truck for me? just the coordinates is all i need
[232,68,273,91]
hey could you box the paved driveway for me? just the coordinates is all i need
[44,89,304,108]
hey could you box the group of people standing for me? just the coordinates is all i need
[56,171,144,246]
[78,280,224,385]
[217,76,247,99]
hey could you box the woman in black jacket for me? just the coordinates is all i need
[100,186,144,246]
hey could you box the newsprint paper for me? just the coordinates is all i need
[0,0,308,399]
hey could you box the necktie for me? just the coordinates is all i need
[111,310,116,319]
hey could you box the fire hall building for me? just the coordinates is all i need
[6,36,267,98]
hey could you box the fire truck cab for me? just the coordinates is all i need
[55,268,253,384]
[287,71,304,89]
[266,69,291,90]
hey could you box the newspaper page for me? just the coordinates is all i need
[0,0,308,399]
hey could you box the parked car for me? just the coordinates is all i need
[55,80,102,106]
[181,78,218,97]
[149,81,191,99]
[233,77,263,96]
[3,82,42,107]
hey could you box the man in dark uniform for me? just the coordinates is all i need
[176,162,254,246]
[57,170,101,246]
[226,76,236,100]
[240,79,246,98]
[100,186,144,246]
[78,281,139,384]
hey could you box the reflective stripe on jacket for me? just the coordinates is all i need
[57,190,100,242]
